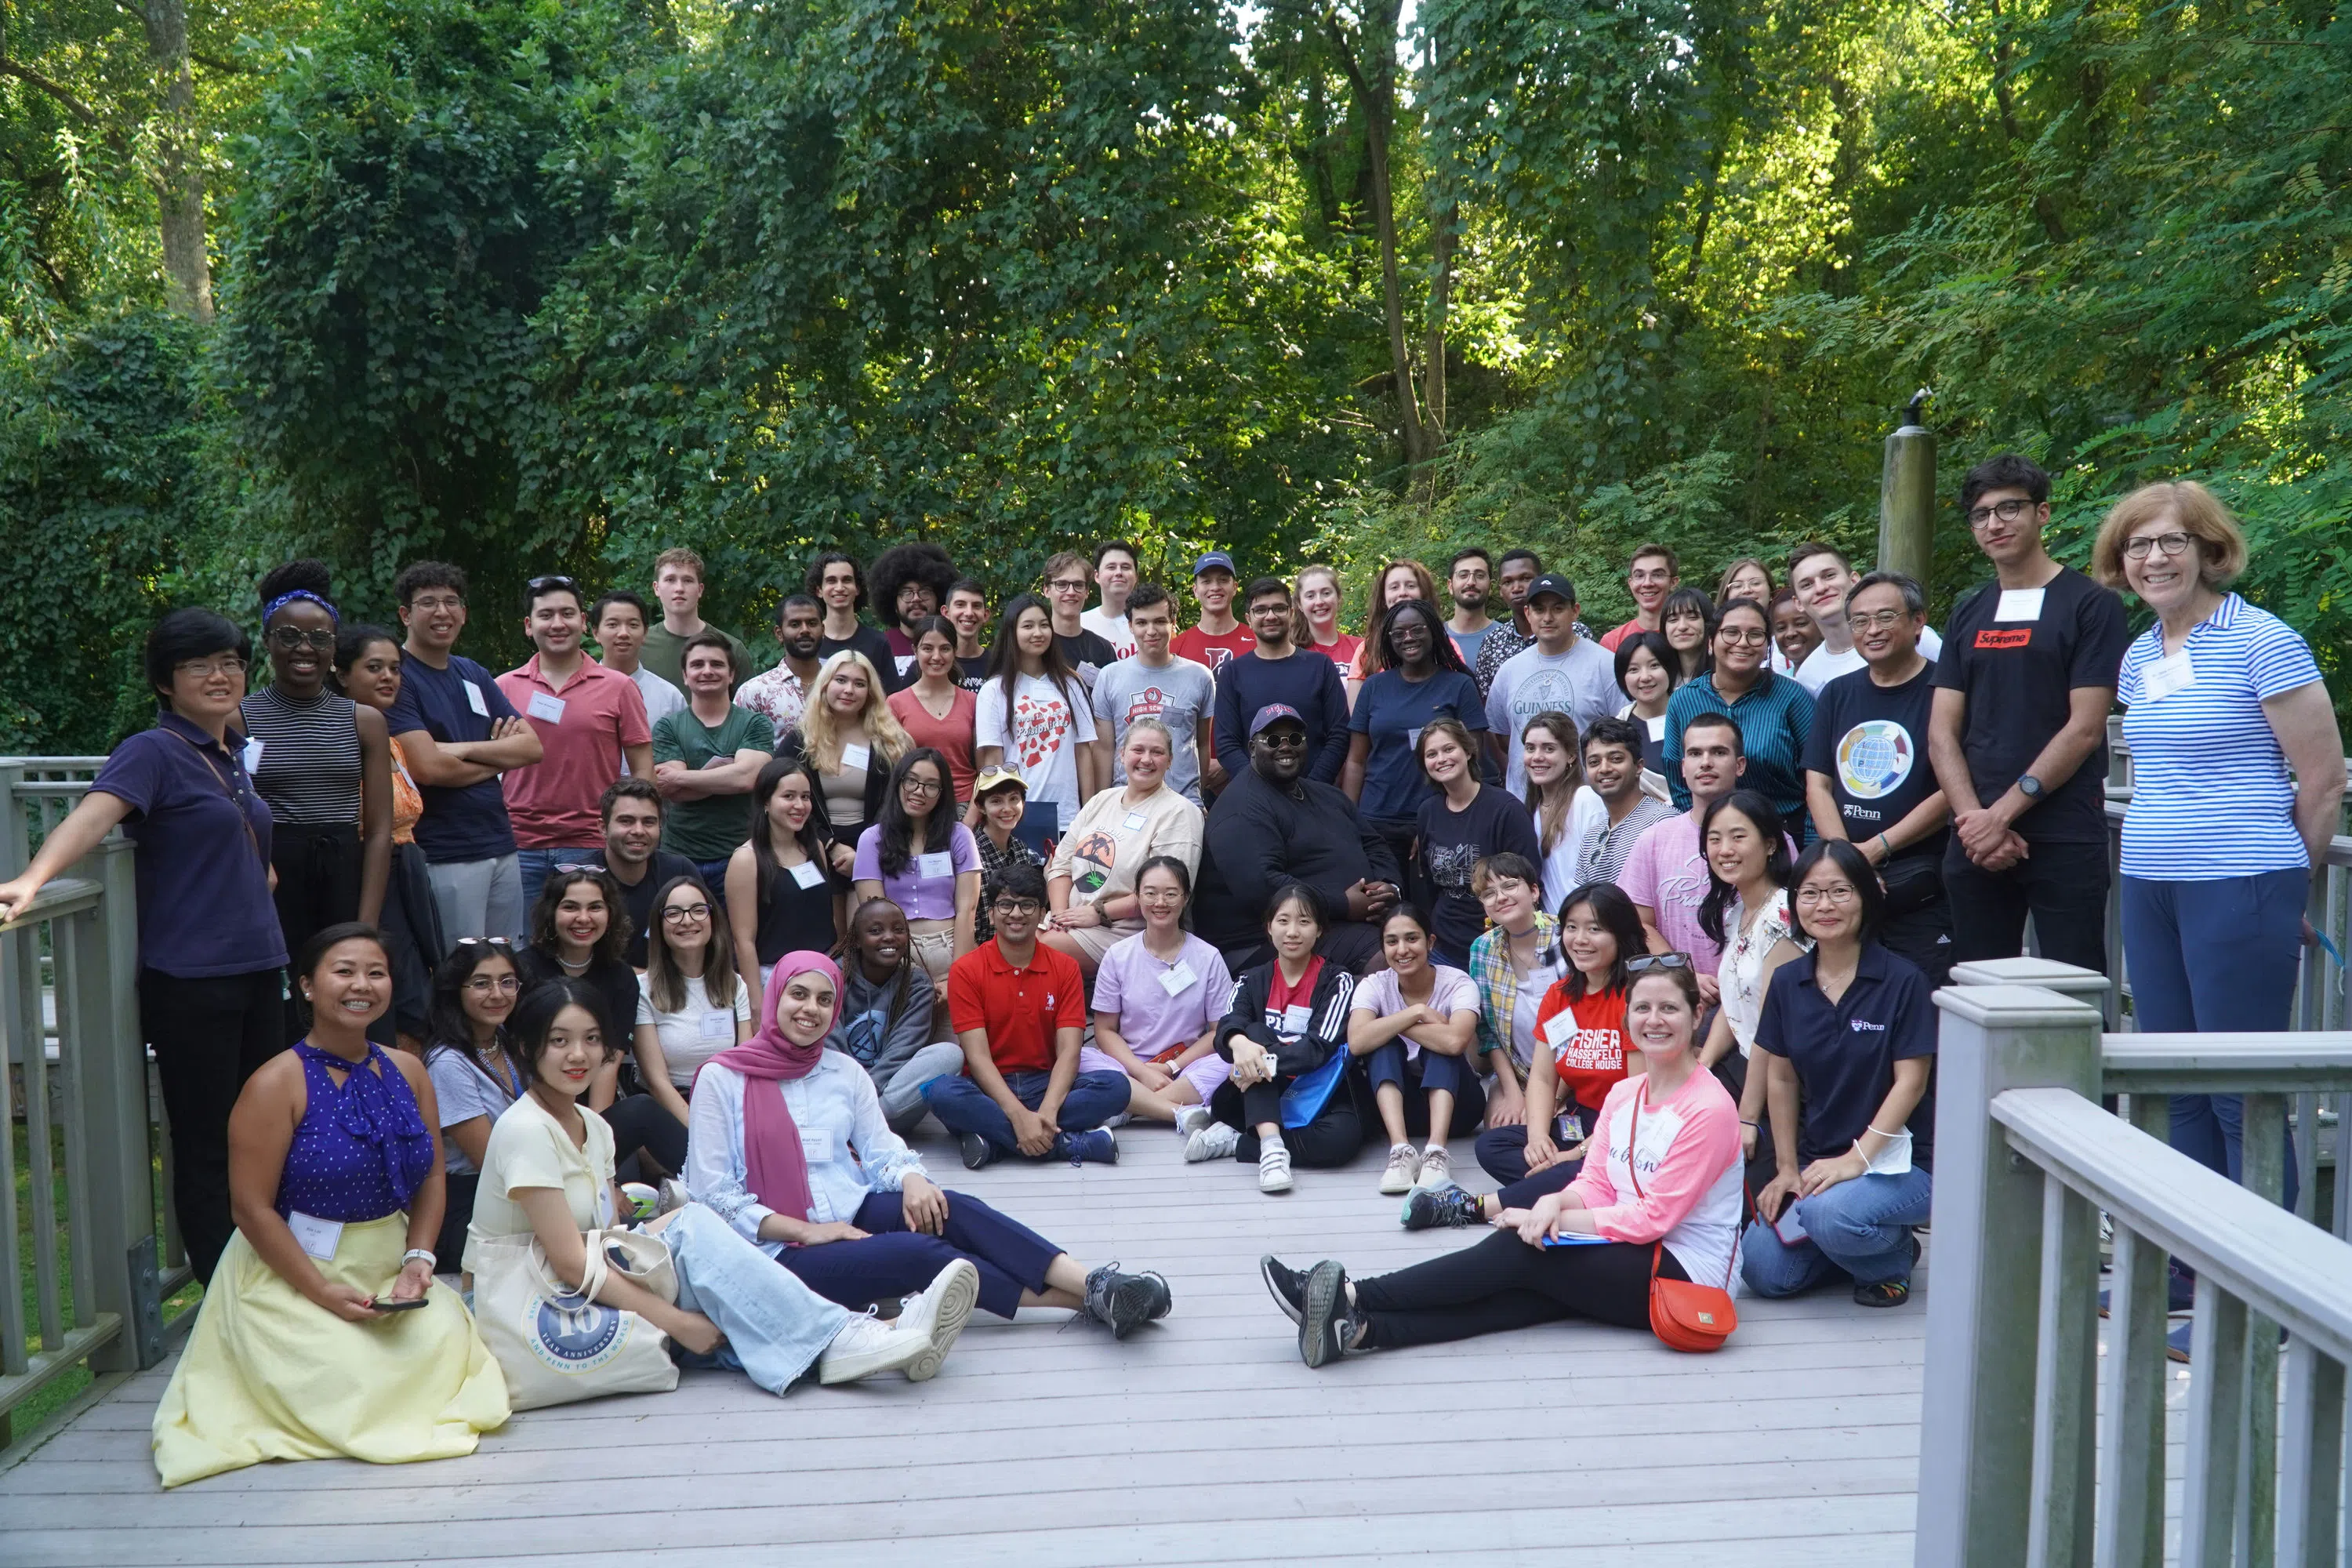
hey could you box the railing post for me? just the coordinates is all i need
[1915,984,2105,1568]
[67,837,159,1371]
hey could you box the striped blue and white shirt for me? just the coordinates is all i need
[2117,593,2321,880]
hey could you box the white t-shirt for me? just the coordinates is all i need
[1486,640,1623,793]
[466,1094,615,1270]
[636,970,754,1089]
[1538,786,1610,915]
[1791,626,1944,694]
[1354,964,1482,1062]
[975,671,1099,829]
[1080,607,1137,660]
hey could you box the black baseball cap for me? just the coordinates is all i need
[1525,573,1578,604]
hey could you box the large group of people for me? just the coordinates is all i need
[0,454,2340,1487]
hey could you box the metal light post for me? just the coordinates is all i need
[1878,387,1937,592]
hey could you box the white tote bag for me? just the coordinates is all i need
[470,1228,679,1411]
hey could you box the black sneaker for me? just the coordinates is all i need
[1400,1183,1483,1232]
[960,1132,997,1171]
[1260,1254,1307,1324]
[1298,1260,1358,1368]
[1853,1276,1911,1308]
[1083,1263,1170,1340]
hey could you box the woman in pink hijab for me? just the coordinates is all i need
[684,950,1174,1338]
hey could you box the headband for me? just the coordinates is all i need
[263,589,340,626]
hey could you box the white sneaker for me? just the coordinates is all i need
[1378,1142,1421,1196]
[1174,1103,1213,1138]
[816,1312,920,1385]
[1258,1140,1294,1194]
[891,1258,980,1383]
[1415,1145,1454,1189]
[1185,1121,1240,1163]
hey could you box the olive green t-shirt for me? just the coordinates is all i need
[652,703,776,861]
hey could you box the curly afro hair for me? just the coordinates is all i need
[867,543,960,630]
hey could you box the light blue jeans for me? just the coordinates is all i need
[1740,1168,1933,1294]
[663,1203,852,1393]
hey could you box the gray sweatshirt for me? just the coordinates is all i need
[824,960,938,1085]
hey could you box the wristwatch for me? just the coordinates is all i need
[2016,774,2045,801]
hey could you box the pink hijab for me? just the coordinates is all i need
[701,950,839,1225]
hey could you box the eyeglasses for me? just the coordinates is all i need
[1967,497,2035,528]
[1795,884,1860,906]
[662,902,713,923]
[266,626,338,651]
[174,655,248,679]
[1625,953,1693,974]
[1047,579,1088,593]
[898,776,944,797]
[1845,610,1911,633]
[464,975,521,995]
[1718,628,1770,647]
[993,898,1043,916]
[2122,531,2194,561]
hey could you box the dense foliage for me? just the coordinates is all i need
[2,0,2345,750]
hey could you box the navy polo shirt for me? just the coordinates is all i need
[90,710,287,979]
[386,652,521,864]
[1754,941,1936,1170]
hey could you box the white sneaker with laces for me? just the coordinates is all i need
[1258,1140,1295,1194]
[1174,1103,1213,1138]
[1378,1142,1421,1196]
[889,1258,979,1382]
[1185,1121,1240,1163]
[1415,1145,1454,1189]
[816,1312,922,1385]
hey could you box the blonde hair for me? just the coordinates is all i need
[799,651,912,773]
[2090,481,2246,591]
[1291,564,1345,648]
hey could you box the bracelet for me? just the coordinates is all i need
[401,1248,437,1270]
[1740,1120,1760,1129]
[1875,834,1890,855]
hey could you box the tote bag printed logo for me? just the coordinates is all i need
[528,1290,631,1372]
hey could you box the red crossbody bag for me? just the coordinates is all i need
[1624,1080,1739,1352]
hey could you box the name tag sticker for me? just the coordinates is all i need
[1279,1003,1313,1034]
[1157,963,1197,997]
[464,681,490,717]
[2143,648,2196,702]
[895,655,916,677]
[1120,811,1149,833]
[241,738,264,773]
[789,860,826,890]
[1538,1011,1572,1047]
[1994,588,2046,622]
[286,1210,344,1261]
[526,691,567,724]
[699,1010,733,1041]
[1406,726,1422,751]
[840,742,871,771]
[802,1128,837,1163]
[917,851,954,880]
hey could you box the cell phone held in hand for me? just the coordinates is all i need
[368,1294,430,1312]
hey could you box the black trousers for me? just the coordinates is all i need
[605,1093,688,1179]
[1355,1228,1688,1348]
[1943,834,2110,974]
[1211,1072,1368,1167]
[140,966,286,1283]
[379,840,445,1042]
[270,822,363,1036]
[437,1172,478,1268]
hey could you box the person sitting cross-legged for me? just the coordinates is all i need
[1084,855,1236,1127]
[1346,904,1486,1196]
[1261,956,1742,1366]
[921,863,1126,1168]
[684,952,1172,1340]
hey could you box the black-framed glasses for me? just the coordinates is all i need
[266,626,338,651]
[1966,497,2035,528]
[2122,531,2194,561]
[1047,578,1088,593]
[1718,628,1770,647]
[1625,953,1693,974]
[993,897,1044,916]
[899,775,944,797]
[662,902,713,923]
[174,655,248,679]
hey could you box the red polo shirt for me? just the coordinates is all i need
[496,655,652,848]
[947,938,1086,1074]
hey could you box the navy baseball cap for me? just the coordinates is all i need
[1525,572,1578,604]
[1192,551,1237,578]
[1247,702,1306,738]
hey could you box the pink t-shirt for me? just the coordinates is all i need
[1617,811,1717,971]
[887,685,978,802]
[1352,964,1482,1062]
[496,657,652,848]
[1568,1068,1744,1291]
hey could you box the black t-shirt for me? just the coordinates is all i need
[515,947,641,1056]
[818,624,907,693]
[1414,784,1543,960]
[586,848,702,968]
[955,654,990,695]
[1057,629,1119,691]
[1933,566,2127,843]
[1803,663,1945,864]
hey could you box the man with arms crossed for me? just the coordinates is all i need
[387,561,543,940]
[653,634,778,885]
[1928,454,2129,971]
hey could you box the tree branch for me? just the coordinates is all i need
[0,56,109,130]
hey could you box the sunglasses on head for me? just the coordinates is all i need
[1624,953,1693,975]
[454,936,514,949]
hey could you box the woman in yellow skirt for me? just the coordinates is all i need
[153,923,508,1487]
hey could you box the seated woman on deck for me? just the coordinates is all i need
[421,938,525,1267]
[1083,855,1236,1128]
[1345,903,1485,1196]
[469,978,974,1393]
[1260,956,1742,1366]
[151,924,507,1488]
[683,951,1176,1339]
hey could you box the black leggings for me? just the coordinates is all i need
[270,823,363,1036]
[1355,1229,1688,1349]
[1210,1075,1367,1168]
[604,1094,688,1179]
[140,966,286,1283]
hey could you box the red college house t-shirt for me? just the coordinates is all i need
[1533,980,1631,1112]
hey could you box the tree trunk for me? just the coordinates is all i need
[1325,2,1429,480]
[1421,198,1457,453]
[140,0,213,322]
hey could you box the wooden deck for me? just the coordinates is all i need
[0,1121,1931,1566]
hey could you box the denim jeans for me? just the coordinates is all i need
[517,845,604,918]
[923,1067,1131,1156]
[427,853,525,943]
[662,1203,852,1394]
[1740,1167,1933,1294]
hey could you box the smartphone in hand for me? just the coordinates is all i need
[368,1294,430,1312]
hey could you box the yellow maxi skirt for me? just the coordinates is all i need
[151,1213,510,1488]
